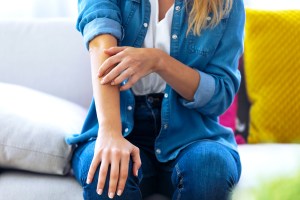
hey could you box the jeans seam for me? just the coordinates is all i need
[175,164,183,200]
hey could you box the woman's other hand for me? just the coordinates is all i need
[86,128,141,199]
[98,47,164,91]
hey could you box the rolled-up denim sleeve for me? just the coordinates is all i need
[180,70,215,108]
[179,0,245,116]
[76,0,122,49]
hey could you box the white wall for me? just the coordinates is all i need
[244,0,300,9]
[0,0,77,19]
[0,0,298,19]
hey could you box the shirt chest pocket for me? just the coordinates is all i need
[120,0,140,28]
[185,16,229,60]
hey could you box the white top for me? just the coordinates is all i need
[131,0,174,95]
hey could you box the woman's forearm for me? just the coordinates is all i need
[156,50,200,101]
[89,34,122,135]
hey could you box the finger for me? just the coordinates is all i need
[104,46,128,55]
[120,75,139,91]
[101,63,129,85]
[86,154,101,184]
[108,153,121,199]
[98,54,122,77]
[97,155,109,195]
[131,146,141,177]
[116,154,130,196]
[110,67,136,86]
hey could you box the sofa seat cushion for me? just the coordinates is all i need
[0,170,169,200]
[0,171,82,200]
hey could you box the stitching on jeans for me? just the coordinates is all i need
[175,164,183,200]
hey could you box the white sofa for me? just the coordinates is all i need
[0,19,300,200]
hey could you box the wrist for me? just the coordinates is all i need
[98,120,122,134]
[154,49,168,74]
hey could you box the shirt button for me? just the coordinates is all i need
[156,149,161,154]
[127,106,133,111]
[143,23,148,28]
[175,6,181,11]
[163,124,168,129]
[164,93,169,98]
[172,34,178,40]
[124,128,129,133]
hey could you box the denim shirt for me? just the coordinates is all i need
[66,0,245,162]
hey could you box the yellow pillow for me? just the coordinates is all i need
[244,9,300,143]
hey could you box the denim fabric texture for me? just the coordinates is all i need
[72,94,241,199]
[66,0,245,163]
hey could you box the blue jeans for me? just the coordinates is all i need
[72,93,241,200]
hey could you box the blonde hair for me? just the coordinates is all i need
[187,0,233,35]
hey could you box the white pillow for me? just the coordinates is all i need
[0,83,87,175]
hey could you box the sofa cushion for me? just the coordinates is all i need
[0,83,87,175]
[244,9,300,143]
[0,171,82,200]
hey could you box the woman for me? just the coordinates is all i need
[66,0,245,199]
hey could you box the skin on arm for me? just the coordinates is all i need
[99,47,200,101]
[87,35,141,199]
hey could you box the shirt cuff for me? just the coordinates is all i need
[180,70,215,108]
[83,18,123,49]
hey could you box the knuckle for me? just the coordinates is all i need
[110,173,118,180]
[119,173,128,180]
[97,180,105,188]
[104,59,111,67]
[122,151,130,157]
[99,168,108,177]
[129,77,137,85]
[119,50,125,56]
[102,148,110,155]
[111,148,121,156]
[99,171,106,178]
[127,56,135,63]
[129,68,136,75]
[135,146,140,153]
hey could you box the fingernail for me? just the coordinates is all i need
[97,189,103,195]
[136,170,138,176]
[111,81,115,85]
[108,192,114,199]
[100,79,105,84]
[117,189,122,196]
[86,178,91,184]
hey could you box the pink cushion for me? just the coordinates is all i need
[219,96,245,144]
[220,96,237,131]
